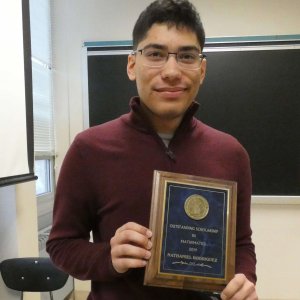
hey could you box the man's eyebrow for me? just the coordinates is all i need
[141,44,200,52]
[178,45,201,52]
[141,43,166,50]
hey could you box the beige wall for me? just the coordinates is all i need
[15,183,40,300]
[252,203,300,300]
[0,183,40,300]
[50,1,300,299]
[197,0,300,37]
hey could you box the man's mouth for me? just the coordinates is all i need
[154,86,186,92]
[153,86,187,98]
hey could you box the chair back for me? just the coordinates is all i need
[0,257,69,292]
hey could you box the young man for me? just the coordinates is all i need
[47,1,258,299]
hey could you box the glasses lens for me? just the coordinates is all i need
[177,51,201,69]
[142,48,167,67]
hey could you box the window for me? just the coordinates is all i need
[29,0,55,231]
[35,158,52,196]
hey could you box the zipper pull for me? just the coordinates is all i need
[166,149,176,161]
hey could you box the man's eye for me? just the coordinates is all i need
[144,50,165,59]
[179,52,197,62]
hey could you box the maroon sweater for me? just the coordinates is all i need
[47,97,256,299]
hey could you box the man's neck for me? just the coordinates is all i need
[140,103,182,135]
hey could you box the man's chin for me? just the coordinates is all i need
[140,101,189,121]
[153,108,186,121]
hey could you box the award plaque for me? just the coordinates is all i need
[144,171,237,292]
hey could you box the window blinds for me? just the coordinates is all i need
[30,0,54,156]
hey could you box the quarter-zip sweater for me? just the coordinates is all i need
[47,97,256,300]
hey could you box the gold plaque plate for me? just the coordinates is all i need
[184,194,209,220]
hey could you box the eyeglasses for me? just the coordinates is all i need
[131,46,206,70]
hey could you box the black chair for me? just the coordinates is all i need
[0,257,69,300]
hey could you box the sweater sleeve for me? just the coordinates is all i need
[234,145,257,284]
[46,136,122,282]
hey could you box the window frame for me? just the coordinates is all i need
[35,154,55,231]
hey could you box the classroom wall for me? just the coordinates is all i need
[0,186,19,300]
[0,183,40,300]
[51,1,300,299]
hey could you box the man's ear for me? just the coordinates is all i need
[199,57,207,85]
[127,54,136,81]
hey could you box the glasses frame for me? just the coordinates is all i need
[131,48,206,70]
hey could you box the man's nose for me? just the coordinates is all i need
[160,54,182,80]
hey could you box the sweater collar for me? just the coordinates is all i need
[124,96,199,135]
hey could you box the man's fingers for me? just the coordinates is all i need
[116,221,152,238]
[110,222,153,274]
[111,229,152,249]
[221,274,246,299]
[111,244,151,261]
[111,243,151,274]
[221,274,257,300]
[112,222,152,250]
[112,257,148,273]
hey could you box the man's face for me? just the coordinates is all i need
[127,23,206,133]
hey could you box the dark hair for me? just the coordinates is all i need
[132,0,205,51]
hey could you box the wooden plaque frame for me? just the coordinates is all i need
[144,171,237,292]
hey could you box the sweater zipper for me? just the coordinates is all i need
[152,131,176,162]
[165,148,176,161]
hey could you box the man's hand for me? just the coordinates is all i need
[110,222,152,273]
[221,274,258,300]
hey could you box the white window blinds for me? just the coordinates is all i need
[29,0,54,156]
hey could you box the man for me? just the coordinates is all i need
[47,1,258,299]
